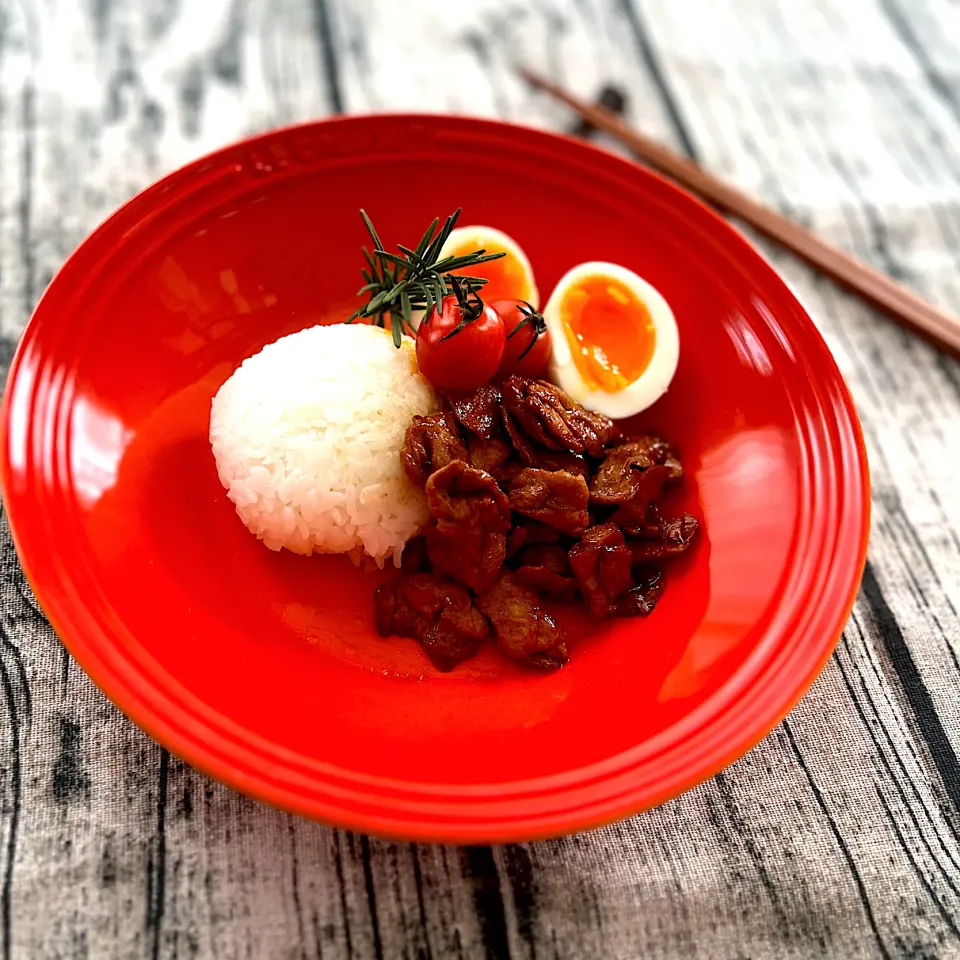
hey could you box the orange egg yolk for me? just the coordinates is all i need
[560,276,656,392]
[448,240,529,303]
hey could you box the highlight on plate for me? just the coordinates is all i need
[210,208,698,672]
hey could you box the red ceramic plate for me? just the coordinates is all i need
[0,116,868,842]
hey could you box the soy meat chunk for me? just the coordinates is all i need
[505,525,527,560]
[501,376,614,458]
[507,468,590,536]
[505,519,563,559]
[401,412,468,487]
[425,460,510,532]
[534,449,591,478]
[499,410,587,478]
[568,523,634,618]
[616,501,666,539]
[477,571,568,670]
[628,514,699,564]
[501,407,537,462]
[590,441,672,506]
[426,525,506,594]
[616,568,665,617]
[517,519,564,545]
[445,385,502,439]
[374,574,489,671]
[498,458,526,485]
[513,544,578,599]
[661,448,683,482]
[617,434,684,480]
[467,434,512,478]
[425,461,510,591]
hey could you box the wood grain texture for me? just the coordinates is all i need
[0,0,958,957]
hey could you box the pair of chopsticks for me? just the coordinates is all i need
[520,69,960,359]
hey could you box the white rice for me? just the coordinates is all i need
[210,323,438,565]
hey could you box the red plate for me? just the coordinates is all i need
[0,116,868,842]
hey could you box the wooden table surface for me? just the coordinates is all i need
[1,1,959,957]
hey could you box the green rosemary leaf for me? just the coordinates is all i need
[396,243,426,264]
[400,291,413,331]
[422,208,458,266]
[432,251,505,273]
[384,278,409,304]
[372,249,409,268]
[392,317,402,347]
[366,289,393,311]
[436,207,461,250]
[413,217,439,259]
[360,209,384,251]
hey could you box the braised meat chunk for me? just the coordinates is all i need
[590,441,672,506]
[445,385,503,439]
[507,468,590,536]
[615,501,664,539]
[628,514,699,563]
[568,523,634,617]
[612,434,684,480]
[426,524,506,593]
[501,409,591,476]
[532,448,591,478]
[617,568,665,617]
[505,518,563,559]
[425,460,511,532]
[374,574,490,671]
[467,434,513,478]
[401,411,468,487]
[477,572,568,670]
[425,461,510,591]
[501,376,615,458]
[513,544,578,600]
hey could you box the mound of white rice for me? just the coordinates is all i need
[210,323,438,564]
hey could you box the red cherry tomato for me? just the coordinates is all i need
[492,300,552,379]
[416,294,506,390]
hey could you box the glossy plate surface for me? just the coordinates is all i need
[0,115,869,842]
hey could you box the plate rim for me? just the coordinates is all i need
[0,113,870,842]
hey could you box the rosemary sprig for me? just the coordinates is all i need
[505,301,548,360]
[346,208,506,346]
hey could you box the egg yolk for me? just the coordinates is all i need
[448,239,530,303]
[560,276,656,392]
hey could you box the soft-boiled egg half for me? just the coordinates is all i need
[543,262,679,419]
[439,225,540,309]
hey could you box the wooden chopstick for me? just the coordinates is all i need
[519,68,960,359]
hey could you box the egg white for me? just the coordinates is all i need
[439,225,540,310]
[544,261,679,419]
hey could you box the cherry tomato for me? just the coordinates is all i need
[491,300,552,379]
[416,294,506,390]
[492,300,551,379]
